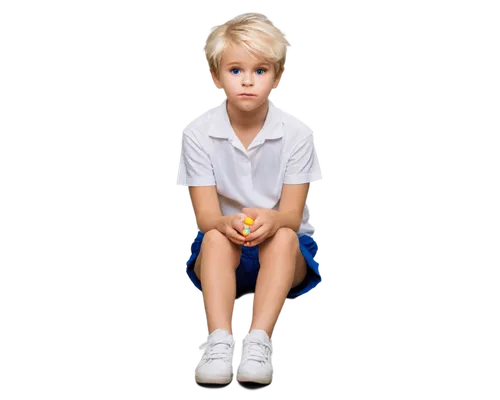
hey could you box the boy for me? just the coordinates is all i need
[176,13,322,385]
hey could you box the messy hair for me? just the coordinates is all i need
[204,13,291,80]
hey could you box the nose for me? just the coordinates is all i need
[241,72,254,86]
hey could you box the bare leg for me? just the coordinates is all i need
[249,227,308,338]
[194,229,242,335]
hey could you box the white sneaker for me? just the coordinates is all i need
[195,329,235,384]
[236,329,273,384]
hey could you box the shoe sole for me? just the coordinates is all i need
[194,381,233,390]
[236,382,273,392]
[236,373,272,385]
[195,373,233,385]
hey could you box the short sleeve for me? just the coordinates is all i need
[176,133,216,186]
[283,134,322,184]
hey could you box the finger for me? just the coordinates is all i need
[248,219,264,233]
[230,227,246,241]
[228,231,245,245]
[247,233,268,247]
[240,220,257,239]
[230,237,245,246]
[242,208,258,219]
[233,216,244,234]
[244,229,265,243]
[242,220,263,240]
[236,213,247,222]
[252,233,268,246]
[229,225,245,241]
[232,220,245,236]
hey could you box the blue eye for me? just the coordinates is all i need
[229,68,266,75]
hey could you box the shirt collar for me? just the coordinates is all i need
[208,98,284,142]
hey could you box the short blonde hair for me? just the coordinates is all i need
[204,13,291,80]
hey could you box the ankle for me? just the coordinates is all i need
[209,327,233,336]
[248,328,271,339]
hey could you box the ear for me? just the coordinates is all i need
[210,69,222,89]
[272,66,284,89]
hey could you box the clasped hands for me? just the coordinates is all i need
[219,208,281,247]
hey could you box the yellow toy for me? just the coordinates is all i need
[242,216,254,236]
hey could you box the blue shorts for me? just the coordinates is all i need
[185,231,321,299]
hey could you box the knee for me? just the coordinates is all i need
[200,229,241,269]
[269,227,299,249]
[202,229,228,248]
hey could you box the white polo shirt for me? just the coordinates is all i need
[176,98,322,237]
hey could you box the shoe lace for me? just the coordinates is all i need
[199,340,233,360]
[244,339,272,363]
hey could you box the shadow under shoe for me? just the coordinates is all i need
[195,381,233,390]
[239,382,273,392]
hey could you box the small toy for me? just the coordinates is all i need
[242,216,254,236]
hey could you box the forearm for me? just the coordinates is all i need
[275,210,302,232]
[196,211,228,234]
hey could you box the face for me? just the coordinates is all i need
[211,43,284,112]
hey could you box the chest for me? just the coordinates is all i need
[210,137,285,199]
[233,128,260,151]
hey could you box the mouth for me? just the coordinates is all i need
[239,94,256,97]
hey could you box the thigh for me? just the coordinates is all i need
[291,248,308,288]
[194,229,242,280]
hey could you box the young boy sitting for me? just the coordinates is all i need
[177,12,322,386]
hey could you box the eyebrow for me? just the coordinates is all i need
[226,61,270,67]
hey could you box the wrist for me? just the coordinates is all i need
[275,210,300,232]
[274,210,284,229]
[215,215,229,232]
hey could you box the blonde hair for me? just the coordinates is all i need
[204,13,291,80]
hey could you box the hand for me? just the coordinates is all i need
[216,213,248,245]
[241,208,281,247]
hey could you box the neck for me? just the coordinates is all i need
[226,98,269,130]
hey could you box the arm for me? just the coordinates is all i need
[277,133,321,231]
[188,185,229,234]
[276,182,310,232]
[177,132,228,233]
